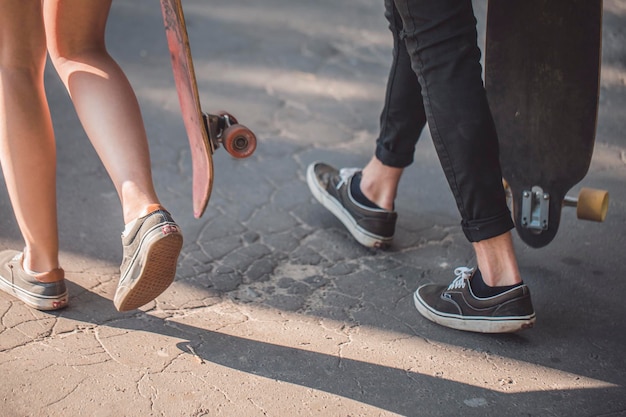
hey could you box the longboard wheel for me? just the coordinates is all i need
[223,124,257,159]
[502,179,513,209]
[576,187,609,222]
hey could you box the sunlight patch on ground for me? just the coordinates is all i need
[169,301,620,395]
[137,63,386,113]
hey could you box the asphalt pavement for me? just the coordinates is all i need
[1,0,625,416]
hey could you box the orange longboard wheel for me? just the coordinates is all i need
[223,125,257,159]
[577,187,609,222]
[501,178,512,208]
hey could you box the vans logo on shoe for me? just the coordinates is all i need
[161,224,179,235]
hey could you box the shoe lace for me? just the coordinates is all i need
[336,168,360,190]
[447,267,475,290]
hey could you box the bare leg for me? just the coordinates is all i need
[0,1,60,273]
[43,0,160,224]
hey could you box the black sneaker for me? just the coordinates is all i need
[0,250,68,311]
[306,162,397,248]
[413,267,536,333]
[115,206,183,312]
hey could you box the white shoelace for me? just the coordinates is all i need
[447,267,475,290]
[336,168,360,190]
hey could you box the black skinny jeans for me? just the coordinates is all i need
[375,0,514,242]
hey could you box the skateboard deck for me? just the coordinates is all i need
[160,0,256,218]
[485,0,608,248]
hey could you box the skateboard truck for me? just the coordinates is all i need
[202,112,257,158]
[515,184,609,234]
[520,186,550,232]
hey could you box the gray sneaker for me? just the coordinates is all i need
[306,162,397,248]
[115,207,183,312]
[0,250,68,311]
[414,267,536,333]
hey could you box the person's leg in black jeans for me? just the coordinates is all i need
[306,0,534,331]
[358,0,535,332]
[305,0,423,248]
[363,0,514,243]
[358,0,425,216]
[375,0,426,169]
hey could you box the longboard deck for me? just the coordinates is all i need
[161,0,213,219]
[485,0,603,247]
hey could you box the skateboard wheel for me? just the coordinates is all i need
[223,125,257,159]
[502,179,513,209]
[502,179,510,192]
[576,187,609,222]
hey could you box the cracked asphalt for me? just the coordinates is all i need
[1,1,625,416]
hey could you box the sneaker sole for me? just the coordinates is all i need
[306,163,392,249]
[413,289,536,333]
[114,224,183,312]
[0,276,68,311]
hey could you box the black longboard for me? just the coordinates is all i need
[485,0,608,248]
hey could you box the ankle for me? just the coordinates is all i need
[21,253,64,283]
[350,173,381,209]
[137,204,166,218]
[360,163,402,211]
[470,269,521,297]
[31,268,65,283]
[124,203,165,225]
[23,248,60,278]
[473,233,522,287]
[360,180,395,211]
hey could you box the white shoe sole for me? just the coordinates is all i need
[413,289,536,333]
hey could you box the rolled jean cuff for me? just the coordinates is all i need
[375,143,414,168]
[461,211,515,242]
